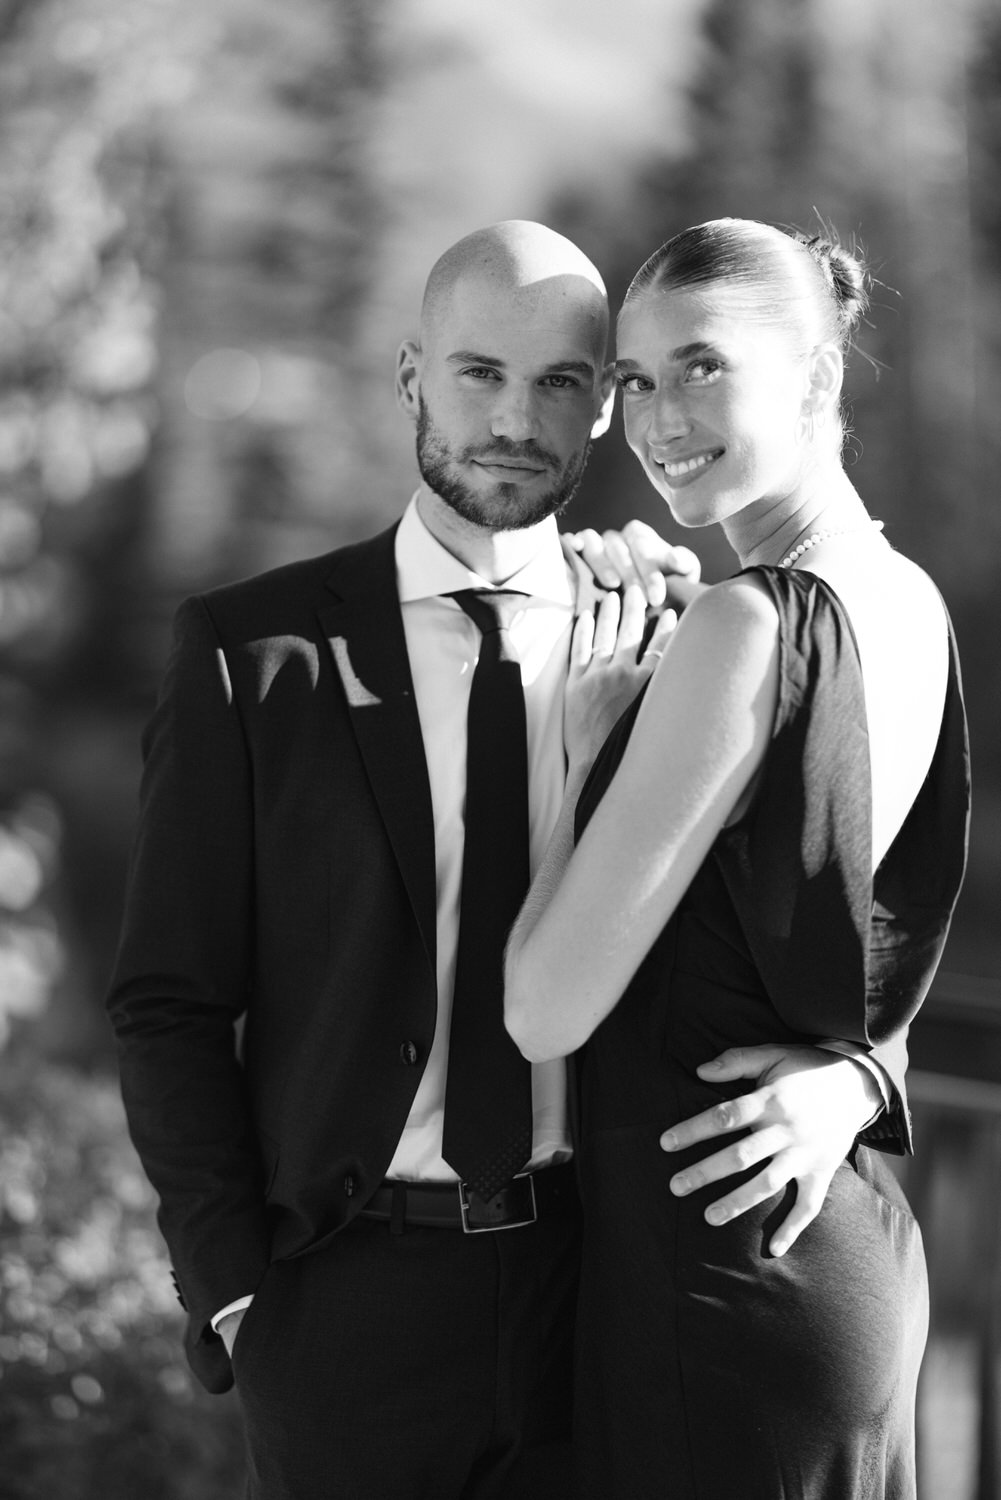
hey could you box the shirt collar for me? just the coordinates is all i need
[395,495,574,606]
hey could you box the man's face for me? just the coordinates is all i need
[415,394,591,530]
[405,274,609,532]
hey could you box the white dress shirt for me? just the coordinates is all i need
[387,498,575,1180]
[213,501,576,1333]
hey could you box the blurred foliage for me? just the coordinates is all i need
[0,1051,244,1498]
[560,0,1001,976]
[0,0,388,1058]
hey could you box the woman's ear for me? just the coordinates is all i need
[396,340,423,420]
[805,341,844,419]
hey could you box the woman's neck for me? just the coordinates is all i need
[725,466,869,570]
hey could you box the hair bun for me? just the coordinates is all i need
[799,233,869,334]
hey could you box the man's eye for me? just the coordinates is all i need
[616,374,653,395]
[543,374,580,389]
[461,367,500,380]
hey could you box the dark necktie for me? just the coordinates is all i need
[441,589,534,1201]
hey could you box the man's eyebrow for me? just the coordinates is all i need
[546,359,597,377]
[447,350,504,367]
[446,351,597,377]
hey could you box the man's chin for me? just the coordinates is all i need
[428,480,568,533]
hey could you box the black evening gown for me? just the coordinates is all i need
[571,566,970,1500]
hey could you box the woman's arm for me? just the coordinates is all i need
[505,573,781,1062]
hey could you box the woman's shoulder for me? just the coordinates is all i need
[647,573,782,726]
[663,572,784,690]
[682,569,783,637]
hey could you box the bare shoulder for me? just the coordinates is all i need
[680,571,782,639]
[647,573,781,724]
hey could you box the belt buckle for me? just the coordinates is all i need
[458,1175,538,1234]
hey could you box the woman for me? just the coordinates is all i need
[504,219,970,1498]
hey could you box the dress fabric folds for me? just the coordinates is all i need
[571,566,970,1500]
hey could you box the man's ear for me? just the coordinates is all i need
[590,363,617,440]
[396,340,422,421]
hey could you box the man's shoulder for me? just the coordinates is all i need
[198,521,400,623]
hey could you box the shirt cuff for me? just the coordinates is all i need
[210,1294,255,1334]
[815,1039,891,1124]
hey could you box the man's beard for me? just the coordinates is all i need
[416,398,590,531]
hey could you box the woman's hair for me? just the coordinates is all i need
[622,218,869,358]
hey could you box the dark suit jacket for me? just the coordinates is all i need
[107,523,446,1391]
[107,520,916,1394]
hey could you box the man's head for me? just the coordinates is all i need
[397,221,613,535]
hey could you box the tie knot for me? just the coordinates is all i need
[449,589,527,635]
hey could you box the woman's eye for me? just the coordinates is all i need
[686,359,722,382]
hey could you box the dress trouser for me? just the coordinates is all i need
[230,1186,581,1500]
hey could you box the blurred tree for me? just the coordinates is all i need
[554,0,1000,975]
[0,0,390,1058]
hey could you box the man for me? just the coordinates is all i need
[107,221,899,1499]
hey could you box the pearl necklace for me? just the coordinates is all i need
[778,519,884,569]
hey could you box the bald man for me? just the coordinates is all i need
[107,222,887,1499]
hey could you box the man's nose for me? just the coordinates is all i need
[490,383,540,442]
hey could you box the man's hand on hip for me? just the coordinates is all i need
[659,1044,883,1257]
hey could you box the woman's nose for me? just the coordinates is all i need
[647,392,691,446]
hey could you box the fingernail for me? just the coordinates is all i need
[771,1240,788,1258]
[698,1058,725,1073]
[660,1131,678,1151]
[670,1174,689,1196]
[705,1205,727,1226]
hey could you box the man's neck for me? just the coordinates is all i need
[415,487,559,586]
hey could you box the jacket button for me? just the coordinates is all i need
[400,1040,419,1066]
[344,1174,356,1197]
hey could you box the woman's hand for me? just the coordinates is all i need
[564,584,677,772]
[563,519,701,607]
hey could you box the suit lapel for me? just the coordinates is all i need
[318,525,437,970]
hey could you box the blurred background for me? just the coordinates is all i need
[1,0,999,1494]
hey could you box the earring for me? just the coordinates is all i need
[799,404,827,444]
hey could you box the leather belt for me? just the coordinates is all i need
[359,1162,575,1234]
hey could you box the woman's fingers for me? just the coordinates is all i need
[590,588,622,659]
[569,609,595,673]
[616,583,649,656]
[572,585,677,682]
[639,608,678,672]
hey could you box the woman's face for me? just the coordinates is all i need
[614,283,813,531]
